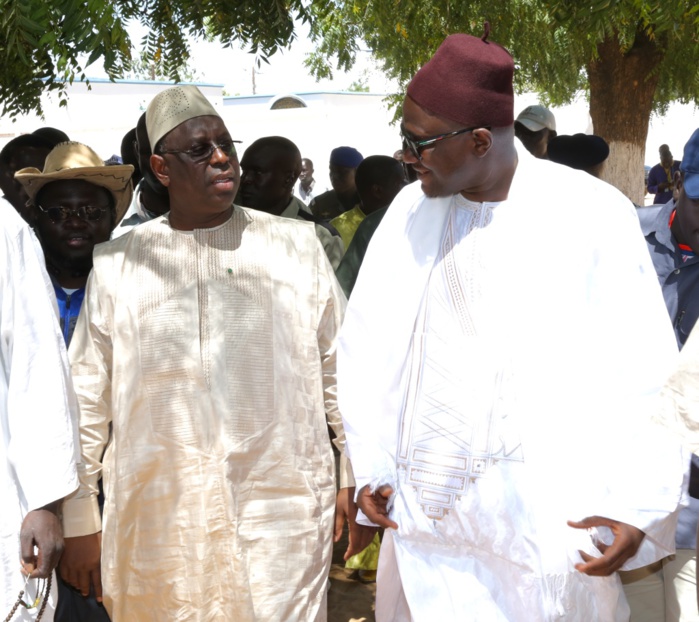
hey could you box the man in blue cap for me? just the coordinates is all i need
[310,146,363,222]
[632,127,699,620]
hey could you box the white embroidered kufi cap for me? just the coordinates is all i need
[146,86,220,150]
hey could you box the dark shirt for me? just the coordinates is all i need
[309,190,359,222]
[638,201,699,347]
[646,160,680,204]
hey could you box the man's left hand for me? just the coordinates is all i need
[20,501,64,579]
[567,515,645,576]
[335,487,380,561]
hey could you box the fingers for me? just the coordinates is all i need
[344,526,378,561]
[20,533,37,578]
[376,485,395,500]
[568,517,645,577]
[334,504,345,544]
[574,544,627,576]
[92,568,103,602]
[355,484,399,530]
[567,516,614,531]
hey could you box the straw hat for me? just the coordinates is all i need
[15,141,134,223]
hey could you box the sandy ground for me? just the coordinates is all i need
[327,564,377,622]
[327,526,377,622]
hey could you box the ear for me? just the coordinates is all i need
[472,128,493,157]
[150,154,171,187]
[25,200,40,228]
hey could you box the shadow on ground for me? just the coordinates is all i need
[327,522,377,622]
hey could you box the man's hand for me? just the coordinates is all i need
[20,501,64,579]
[59,532,103,602]
[335,487,380,561]
[356,484,398,531]
[567,515,645,576]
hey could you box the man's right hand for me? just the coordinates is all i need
[59,533,103,602]
[356,484,399,530]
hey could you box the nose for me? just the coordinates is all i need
[401,145,419,165]
[64,212,89,228]
[240,169,253,185]
[210,144,231,167]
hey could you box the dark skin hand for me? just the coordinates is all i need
[20,500,64,579]
[335,487,380,560]
[355,484,399,531]
[59,532,103,601]
[568,516,645,576]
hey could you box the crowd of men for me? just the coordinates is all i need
[2,26,699,622]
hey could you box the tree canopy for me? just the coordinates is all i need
[2,0,698,200]
[305,0,699,201]
[0,0,311,117]
[307,1,699,107]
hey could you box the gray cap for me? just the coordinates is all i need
[516,105,556,132]
[146,86,220,150]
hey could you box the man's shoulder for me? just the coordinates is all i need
[311,190,337,206]
[637,202,668,236]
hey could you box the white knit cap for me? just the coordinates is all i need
[146,86,220,150]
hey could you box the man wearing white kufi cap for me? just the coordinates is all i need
[59,85,372,621]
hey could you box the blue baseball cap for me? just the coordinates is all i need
[330,146,363,168]
[681,128,699,200]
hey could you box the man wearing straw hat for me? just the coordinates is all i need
[57,85,371,621]
[17,141,133,348]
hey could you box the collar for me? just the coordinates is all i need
[639,200,675,251]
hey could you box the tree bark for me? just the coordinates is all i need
[587,28,665,205]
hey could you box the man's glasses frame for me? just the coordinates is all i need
[401,125,490,161]
[158,140,242,163]
[37,204,111,223]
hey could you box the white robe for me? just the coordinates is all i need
[338,146,685,621]
[64,207,349,621]
[1,206,79,621]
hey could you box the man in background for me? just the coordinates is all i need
[514,104,557,159]
[648,144,681,205]
[237,135,345,269]
[310,146,363,221]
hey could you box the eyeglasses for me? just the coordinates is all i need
[400,125,490,161]
[37,204,111,223]
[158,140,242,163]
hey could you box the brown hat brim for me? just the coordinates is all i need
[15,165,134,224]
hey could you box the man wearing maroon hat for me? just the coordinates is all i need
[338,29,684,620]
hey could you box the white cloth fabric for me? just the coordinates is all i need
[64,207,350,621]
[338,146,685,621]
[1,206,79,621]
[658,324,699,452]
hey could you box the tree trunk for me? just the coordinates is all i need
[587,28,665,205]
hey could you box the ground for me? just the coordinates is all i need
[327,523,377,622]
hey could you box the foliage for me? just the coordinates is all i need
[0,0,312,117]
[305,0,699,112]
[126,49,201,83]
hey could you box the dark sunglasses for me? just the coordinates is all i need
[37,204,111,223]
[400,125,490,161]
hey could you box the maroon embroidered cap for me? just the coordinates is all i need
[406,28,515,129]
